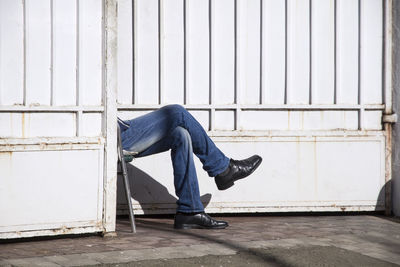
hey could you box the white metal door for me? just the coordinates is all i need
[0,0,117,238]
[117,0,389,214]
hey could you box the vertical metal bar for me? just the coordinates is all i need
[357,0,363,130]
[76,0,81,136]
[23,0,27,106]
[259,0,263,105]
[103,0,118,234]
[183,0,188,105]
[209,0,213,105]
[334,0,337,105]
[383,0,393,216]
[309,0,312,105]
[131,0,136,104]
[158,0,163,105]
[234,0,238,105]
[284,0,288,105]
[234,0,240,130]
[50,0,54,106]
[208,0,214,130]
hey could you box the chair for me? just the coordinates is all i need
[117,125,137,233]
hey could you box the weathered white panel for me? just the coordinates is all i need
[360,0,383,104]
[18,113,76,137]
[79,0,102,105]
[25,0,51,105]
[215,110,235,131]
[0,113,23,138]
[336,0,359,104]
[136,0,159,104]
[82,113,102,136]
[119,137,384,213]
[317,141,384,201]
[161,0,184,104]
[117,0,133,104]
[0,0,24,105]
[287,0,310,104]
[241,111,288,130]
[262,0,285,104]
[212,0,235,104]
[240,110,360,131]
[311,0,334,104]
[0,149,103,232]
[302,111,359,130]
[187,0,209,105]
[237,0,260,104]
[189,110,209,131]
[53,0,77,106]
[364,111,382,130]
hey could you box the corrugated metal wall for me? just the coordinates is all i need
[117,0,388,214]
[117,0,384,131]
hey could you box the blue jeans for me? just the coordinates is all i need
[119,104,230,213]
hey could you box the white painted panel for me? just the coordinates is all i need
[161,0,184,104]
[287,0,310,104]
[0,113,23,138]
[317,141,383,200]
[25,0,51,105]
[136,0,159,104]
[262,0,285,104]
[336,0,359,104]
[343,111,359,130]
[79,0,102,105]
[364,111,382,130]
[187,0,209,105]
[117,0,133,104]
[0,150,103,231]
[215,110,235,131]
[119,137,384,213]
[360,0,382,104]
[0,0,24,105]
[311,0,334,104]
[237,0,260,104]
[82,113,102,136]
[53,0,77,106]
[22,113,76,137]
[212,0,235,104]
[240,111,288,130]
[189,110,209,131]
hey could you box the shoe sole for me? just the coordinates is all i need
[217,158,263,191]
[174,224,228,230]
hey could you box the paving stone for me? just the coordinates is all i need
[0,215,399,266]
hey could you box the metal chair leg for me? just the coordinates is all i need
[117,126,136,233]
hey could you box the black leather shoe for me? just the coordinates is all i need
[174,212,229,229]
[215,155,262,190]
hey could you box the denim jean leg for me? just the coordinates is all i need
[169,127,204,213]
[134,126,204,213]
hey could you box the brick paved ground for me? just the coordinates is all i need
[0,215,399,266]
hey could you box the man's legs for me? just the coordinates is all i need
[120,105,229,212]
[135,126,204,213]
[121,104,230,177]
[119,104,261,228]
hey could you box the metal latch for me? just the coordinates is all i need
[383,114,398,123]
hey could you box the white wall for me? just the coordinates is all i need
[117,0,388,214]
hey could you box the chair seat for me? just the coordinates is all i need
[123,150,138,163]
